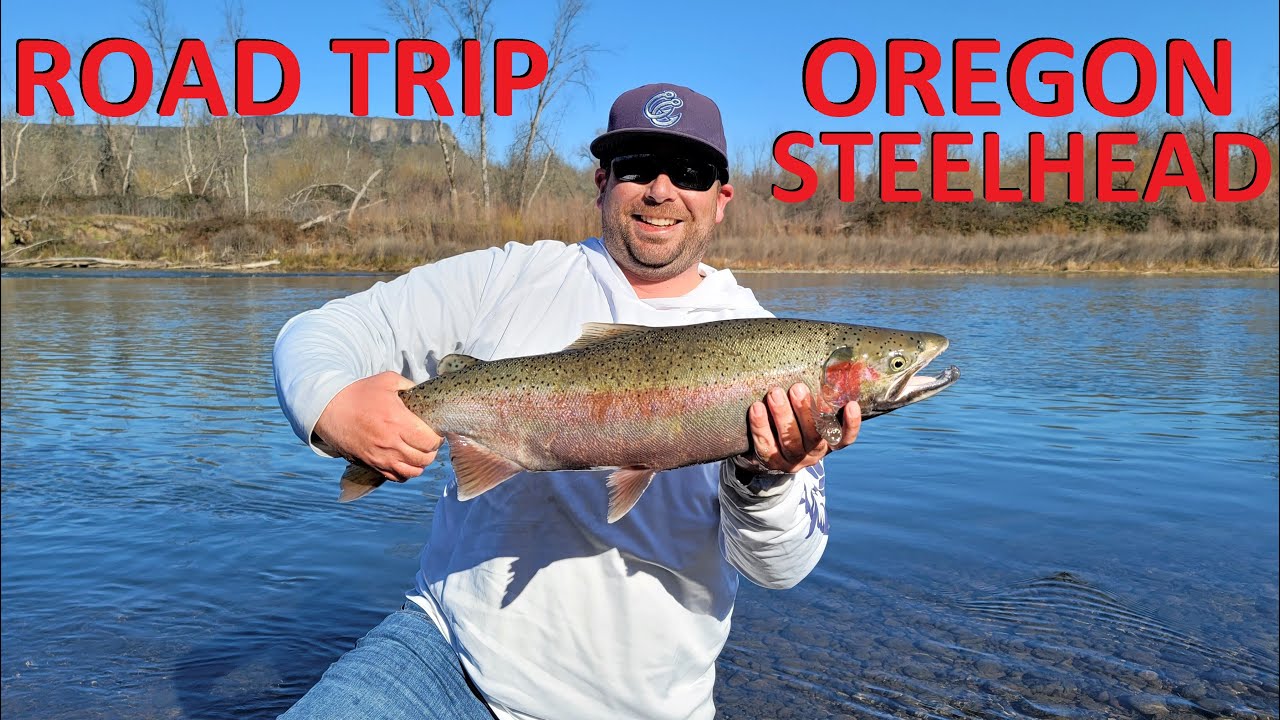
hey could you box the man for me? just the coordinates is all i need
[273,83,860,720]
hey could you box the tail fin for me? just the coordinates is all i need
[338,463,386,502]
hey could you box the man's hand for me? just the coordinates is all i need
[746,383,861,474]
[313,371,443,483]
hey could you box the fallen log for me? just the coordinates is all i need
[228,259,281,269]
[166,259,282,270]
[2,256,154,268]
[2,256,281,271]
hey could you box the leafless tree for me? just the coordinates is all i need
[74,47,140,197]
[442,0,494,212]
[222,0,251,216]
[384,0,461,217]
[21,115,94,207]
[1176,107,1216,181]
[1,118,30,191]
[512,0,596,213]
[137,0,172,75]
[138,0,199,195]
[1257,79,1279,140]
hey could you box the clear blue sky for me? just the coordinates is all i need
[3,0,1277,170]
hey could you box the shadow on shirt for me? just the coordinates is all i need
[422,465,739,620]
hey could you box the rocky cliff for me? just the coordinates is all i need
[240,113,453,146]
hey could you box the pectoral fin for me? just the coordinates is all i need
[339,463,386,502]
[808,389,848,447]
[605,467,658,523]
[448,433,526,500]
[814,409,845,446]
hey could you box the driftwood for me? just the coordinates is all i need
[297,209,344,231]
[295,168,383,231]
[3,256,150,267]
[169,259,281,270]
[2,256,281,271]
[1,237,56,260]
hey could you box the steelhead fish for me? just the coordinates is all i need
[338,318,960,522]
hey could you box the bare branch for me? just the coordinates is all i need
[443,0,495,212]
[384,0,461,217]
[221,0,245,47]
[289,182,360,205]
[514,0,597,211]
[298,199,386,231]
[382,0,434,38]
[2,121,31,189]
[524,137,555,211]
[2,237,56,260]
[297,210,344,232]
[348,168,383,223]
[240,121,250,216]
[136,0,173,69]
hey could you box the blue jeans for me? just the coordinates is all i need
[280,606,496,720]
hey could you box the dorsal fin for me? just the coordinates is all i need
[438,353,484,375]
[564,322,651,351]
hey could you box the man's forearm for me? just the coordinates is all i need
[273,250,501,455]
[273,298,400,456]
[718,461,829,589]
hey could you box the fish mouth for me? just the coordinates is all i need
[872,342,961,416]
[893,364,960,406]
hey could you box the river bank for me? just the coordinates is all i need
[2,213,1277,274]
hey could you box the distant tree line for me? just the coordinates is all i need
[1,0,598,227]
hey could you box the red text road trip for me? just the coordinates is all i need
[15,37,548,119]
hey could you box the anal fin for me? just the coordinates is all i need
[605,467,658,523]
[448,433,526,500]
[339,463,386,502]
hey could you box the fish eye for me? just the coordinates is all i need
[888,355,908,372]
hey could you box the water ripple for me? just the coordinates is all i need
[4,271,1277,719]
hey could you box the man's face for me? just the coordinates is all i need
[595,145,734,282]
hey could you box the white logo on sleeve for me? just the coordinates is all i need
[644,90,684,128]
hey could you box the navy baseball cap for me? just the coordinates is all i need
[590,83,728,170]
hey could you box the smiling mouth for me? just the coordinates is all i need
[633,214,682,228]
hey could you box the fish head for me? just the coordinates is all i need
[820,327,960,419]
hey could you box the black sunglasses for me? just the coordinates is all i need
[609,154,726,192]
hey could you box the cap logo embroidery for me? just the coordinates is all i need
[643,90,684,128]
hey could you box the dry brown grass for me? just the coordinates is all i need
[708,226,1278,272]
[6,210,1274,274]
[3,119,1277,273]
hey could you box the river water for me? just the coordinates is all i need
[2,269,1277,719]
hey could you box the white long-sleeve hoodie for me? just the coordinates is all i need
[273,238,829,720]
